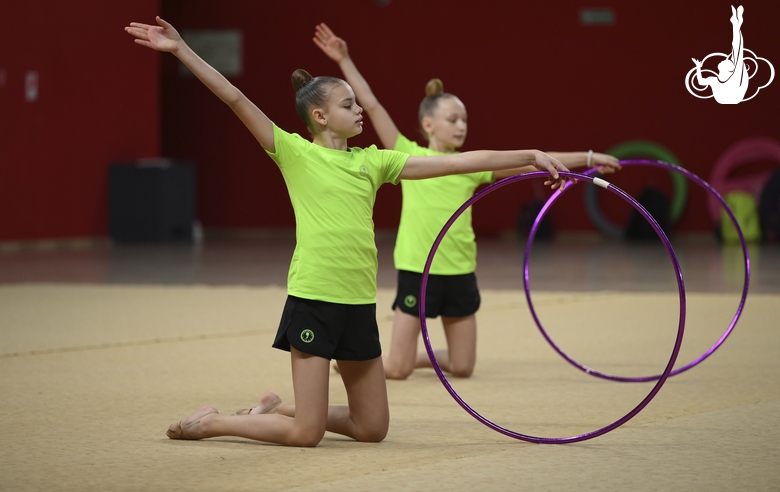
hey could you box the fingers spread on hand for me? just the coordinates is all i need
[315,24,329,41]
[320,23,335,37]
[126,28,149,41]
[313,25,331,47]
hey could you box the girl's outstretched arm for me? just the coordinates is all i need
[313,23,400,150]
[546,151,620,173]
[491,152,619,180]
[401,151,570,189]
[126,17,275,152]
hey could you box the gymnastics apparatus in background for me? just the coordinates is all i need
[584,140,688,239]
[419,165,749,444]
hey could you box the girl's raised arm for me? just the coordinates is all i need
[313,23,400,150]
[126,17,275,152]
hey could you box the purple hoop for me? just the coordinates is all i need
[420,171,686,443]
[524,160,750,382]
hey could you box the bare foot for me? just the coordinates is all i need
[167,405,218,440]
[233,391,282,416]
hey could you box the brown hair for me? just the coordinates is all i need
[417,78,457,140]
[291,69,344,132]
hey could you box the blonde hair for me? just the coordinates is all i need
[418,78,457,141]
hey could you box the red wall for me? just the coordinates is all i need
[3,1,777,241]
[160,0,779,235]
[0,1,161,241]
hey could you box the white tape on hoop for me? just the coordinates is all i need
[592,177,610,189]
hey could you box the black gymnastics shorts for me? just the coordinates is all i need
[392,270,481,319]
[273,296,381,361]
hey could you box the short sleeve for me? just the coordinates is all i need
[395,133,491,185]
[366,145,408,185]
[394,134,428,155]
[480,172,496,185]
[264,124,309,168]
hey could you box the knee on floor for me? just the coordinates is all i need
[353,422,388,443]
[449,364,474,378]
[385,366,413,380]
[288,426,326,448]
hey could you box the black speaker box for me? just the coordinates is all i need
[109,160,196,243]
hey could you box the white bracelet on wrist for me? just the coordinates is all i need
[587,149,594,168]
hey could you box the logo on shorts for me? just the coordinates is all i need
[300,329,315,343]
[404,295,417,308]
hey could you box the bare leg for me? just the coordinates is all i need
[414,314,477,378]
[265,358,389,440]
[238,358,388,441]
[167,347,331,447]
[330,356,389,441]
[169,349,389,446]
[383,308,422,380]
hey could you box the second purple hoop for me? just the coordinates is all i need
[420,171,686,444]
[524,160,750,382]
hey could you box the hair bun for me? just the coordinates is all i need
[425,78,444,97]
[292,69,313,92]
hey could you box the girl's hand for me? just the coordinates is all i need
[313,23,349,63]
[533,151,571,190]
[125,16,182,53]
[590,153,621,175]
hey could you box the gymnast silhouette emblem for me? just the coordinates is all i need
[685,5,774,104]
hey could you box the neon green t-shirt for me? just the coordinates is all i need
[393,134,493,275]
[265,124,408,304]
